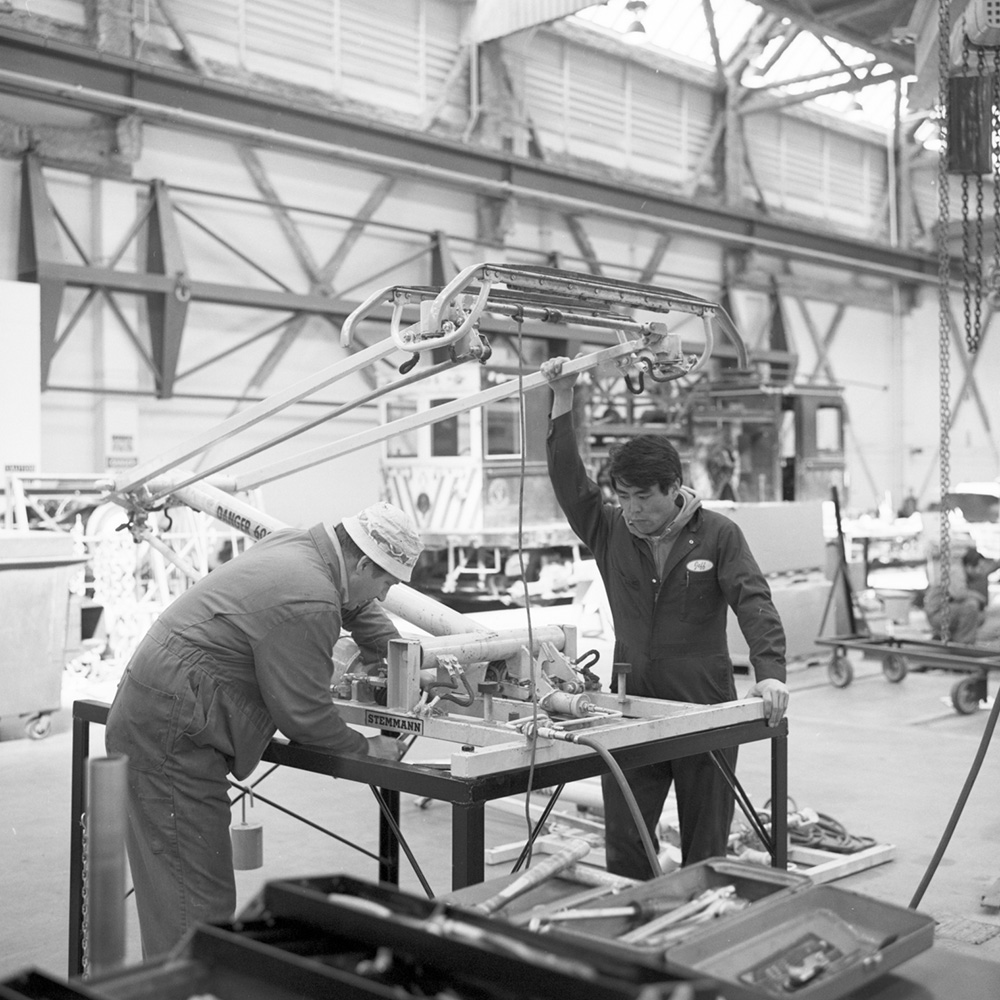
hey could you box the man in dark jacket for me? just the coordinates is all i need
[105,501,422,957]
[542,357,788,878]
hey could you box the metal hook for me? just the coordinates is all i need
[173,272,191,303]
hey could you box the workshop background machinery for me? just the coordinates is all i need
[3,0,1000,532]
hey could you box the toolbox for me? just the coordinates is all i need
[513,857,936,1000]
[3,873,723,1000]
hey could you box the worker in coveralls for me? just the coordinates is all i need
[542,358,789,878]
[105,501,422,957]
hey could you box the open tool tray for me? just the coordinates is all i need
[669,883,934,999]
[541,858,808,952]
[535,859,934,999]
[239,873,723,999]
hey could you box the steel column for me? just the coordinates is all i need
[145,180,190,397]
[18,154,66,385]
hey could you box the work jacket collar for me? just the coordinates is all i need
[309,522,351,607]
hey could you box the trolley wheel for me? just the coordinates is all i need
[828,654,854,689]
[25,713,52,740]
[882,654,908,683]
[951,676,983,715]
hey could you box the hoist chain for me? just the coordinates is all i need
[80,811,90,978]
[972,46,986,353]
[959,38,975,359]
[937,0,952,598]
[993,49,1000,308]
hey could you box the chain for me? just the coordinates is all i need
[937,0,952,598]
[993,49,1000,308]
[960,38,973,363]
[80,811,90,978]
[971,46,986,353]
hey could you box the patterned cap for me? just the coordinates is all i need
[342,501,422,583]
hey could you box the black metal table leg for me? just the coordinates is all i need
[451,802,485,889]
[771,728,788,868]
[377,788,400,885]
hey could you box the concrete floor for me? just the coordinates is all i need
[2,635,1000,991]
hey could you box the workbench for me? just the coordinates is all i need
[67,697,788,977]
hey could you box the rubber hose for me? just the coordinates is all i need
[572,733,662,879]
[909,684,1000,909]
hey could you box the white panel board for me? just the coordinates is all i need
[0,281,42,477]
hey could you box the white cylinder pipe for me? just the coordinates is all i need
[418,626,566,669]
[86,754,128,977]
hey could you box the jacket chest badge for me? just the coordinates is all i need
[686,559,714,572]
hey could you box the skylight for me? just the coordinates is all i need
[574,1,913,131]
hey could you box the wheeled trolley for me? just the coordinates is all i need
[816,633,1000,714]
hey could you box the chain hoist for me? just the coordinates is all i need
[939,7,1000,599]
[952,33,994,355]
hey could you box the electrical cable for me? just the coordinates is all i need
[227,781,382,863]
[909,687,1000,909]
[569,732,662,879]
[906,0,996,911]
[708,749,776,862]
[511,784,567,873]
[369,786,435,899]
[512,314,540,871]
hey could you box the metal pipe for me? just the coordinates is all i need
[164,480,287,542]
[143,354,472,506]
[383,587,485,637]
[136,529,203,584]
[86,755,128,977]
[233,339,646,489]
[112,338,398,494]
[418,626,566,669]
[0,67,943,285]
[162,479,485,636]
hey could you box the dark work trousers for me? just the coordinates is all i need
[106,671,237,959]
[601,746,738,879]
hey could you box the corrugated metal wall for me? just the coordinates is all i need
[516,32,716,186]
[743,111,887,234]
[162,0,461,112]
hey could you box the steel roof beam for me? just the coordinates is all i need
[0,28,947,286]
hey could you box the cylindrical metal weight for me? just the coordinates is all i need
[86,754,128,977]
[231,822,264,870]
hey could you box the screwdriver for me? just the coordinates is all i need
[537,898,684,924]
